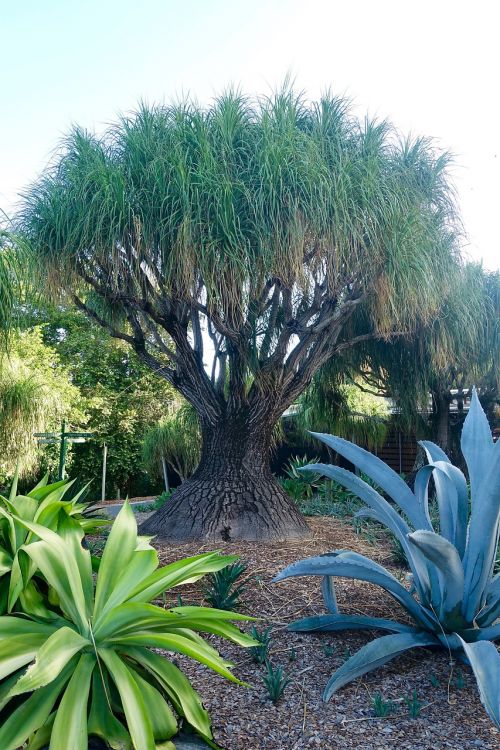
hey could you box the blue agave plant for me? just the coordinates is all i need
[274,389,500,727]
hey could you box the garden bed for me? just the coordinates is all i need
[150,517,498,750]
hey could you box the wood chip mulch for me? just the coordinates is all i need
[149,517,499,750]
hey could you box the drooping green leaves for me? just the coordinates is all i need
[0,501,253,747]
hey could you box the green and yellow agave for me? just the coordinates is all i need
[0,473,108,615]
[0,502,255,749]
[275,389,500,728]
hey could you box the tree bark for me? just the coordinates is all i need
[433,391,451,452]
[139,409,310,542]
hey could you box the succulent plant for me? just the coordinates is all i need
[274,389,499,728]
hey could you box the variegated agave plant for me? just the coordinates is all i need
[274,389,500,727]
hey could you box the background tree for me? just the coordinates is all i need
[40,307,177,498]
[141,401,201,485]
[18,89,462,541]
[0,328,82,482]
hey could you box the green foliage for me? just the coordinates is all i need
[0,472,108,616]
[296,379,389,451]
[0,329,82,479]
[280,455,321,502]
[372,693,395,717]
[203,561,247,612]
[0,502,256,749]
[141,403,201,483]
[262,662,292,704]
[275,390,500,727]
[405,690,422,718]
[40,308,177,497]
[249,626,272,664]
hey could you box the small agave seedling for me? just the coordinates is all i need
[274,389,500,728]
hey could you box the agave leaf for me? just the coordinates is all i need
[122,646,212,739]
[99,648,156,750]
[307,432,427,528]
[408,530,465,626]
[289,614,419,634]
[50,653,95,750]
[274,551,437,630]
[461,389,497,501]
[126,552,238,603]
[28,478,69,502]
[88,669,132,749]
[128,666,177,740]
[94,549,159,625]
[0,662,72,750]
[418,440,451,464]
[8,626,89,697]
[321,575,338,613]
[462,453,500,622]
[94,502,139,619]
[26,712,56,750]
[0,634,48,680]
[458,638,500,729]
[112,630,241,683]
[323,632,440,700]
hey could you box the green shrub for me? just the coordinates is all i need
[0,503,256,748]
[275,390,500,729]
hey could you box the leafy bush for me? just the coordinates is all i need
[0,502,256,748]
[275,390,500,728]
[203,561,247,611]
[0,472,108,615]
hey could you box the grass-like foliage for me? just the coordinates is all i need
[249,625,272,664]
[0,502,256,749]
[203,560,247,611]
[275,389,500,728]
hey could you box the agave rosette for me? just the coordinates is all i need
[0,473,108,616]
[0,502,255,749]
[274,389,500,727]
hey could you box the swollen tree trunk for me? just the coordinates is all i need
[139,409,309,542]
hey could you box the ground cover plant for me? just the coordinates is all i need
[275,389,500,728]
[0,502,256,749]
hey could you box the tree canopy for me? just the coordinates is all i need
[17,87,466,540]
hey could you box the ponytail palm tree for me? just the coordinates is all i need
[18,88,462,541]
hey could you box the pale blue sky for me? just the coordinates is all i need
[2,0,498,268]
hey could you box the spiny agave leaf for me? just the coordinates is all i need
[458,638,500,729]
[323,632,440,700]
[408,530,465,625]
[289,614,419,634]
[307,432,426,528]
[274,551,437,630]
[461,388,497,501]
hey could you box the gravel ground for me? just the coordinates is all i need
[148,517,499,750]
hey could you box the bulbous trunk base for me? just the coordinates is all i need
[139,472,309,542]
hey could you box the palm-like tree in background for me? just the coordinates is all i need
[18,88,463,541]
